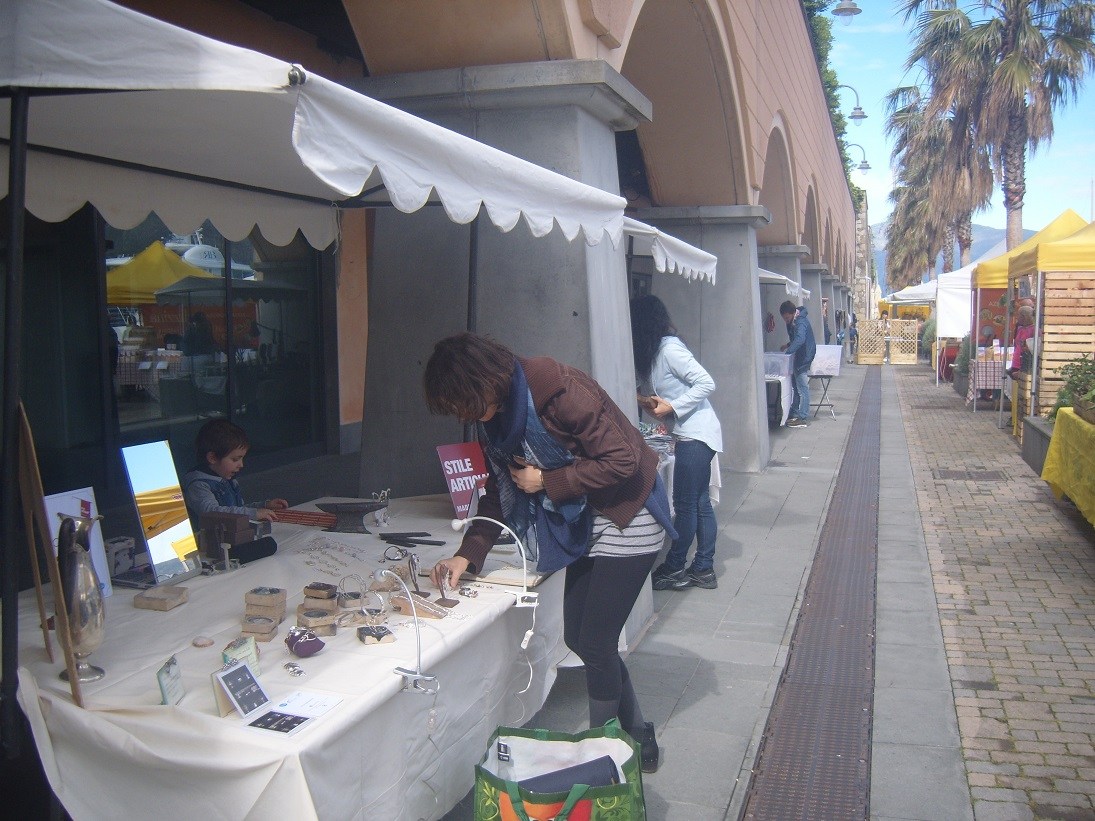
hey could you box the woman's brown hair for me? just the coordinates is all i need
[423,332,515,422]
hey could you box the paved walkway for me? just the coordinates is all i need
[263,363,1095,820]
[896,367,1095,821]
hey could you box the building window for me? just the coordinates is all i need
[104,215,326,469]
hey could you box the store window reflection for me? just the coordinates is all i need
[105,215,323,463]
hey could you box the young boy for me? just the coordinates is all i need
[182,420,288,523]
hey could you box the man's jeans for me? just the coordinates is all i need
[793,369,810,419]
[664,439,717,573]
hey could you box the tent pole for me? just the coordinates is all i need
[976,293,985,413]
[2,88,30,760]
[462,214,480,443]
[466,215,479,334]
[223,239,234,422]
[1000,283,1013,430]
[1031,271,1044,418]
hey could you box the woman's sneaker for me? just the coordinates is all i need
[686,566,718,589]
[651,563,687,590]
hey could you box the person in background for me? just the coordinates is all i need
[780,301,817,427]
[1007,305,1036,379]
[182,419,288,525]
[424,332,674,773]
[630,295,724,592]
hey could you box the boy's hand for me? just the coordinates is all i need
[255,508,278,522]
[265,498,289,510]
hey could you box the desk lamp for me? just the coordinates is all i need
[372,568,439,694]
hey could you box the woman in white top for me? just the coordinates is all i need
[630,295,724,590]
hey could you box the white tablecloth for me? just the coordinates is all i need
[14,496,566,820]
[766,375,793,426]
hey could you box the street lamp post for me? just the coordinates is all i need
[832,1,862,26]
[846,143,871,173]
[835,84,868,125]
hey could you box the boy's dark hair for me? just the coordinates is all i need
[779,300,797,317]
[196,419,249,461]
[424,332,515,423]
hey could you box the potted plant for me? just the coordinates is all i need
[952,334,971,397]
[1051,353,1095,423]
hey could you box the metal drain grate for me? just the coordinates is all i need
[932,469,1007,481]
[741,367,880,820]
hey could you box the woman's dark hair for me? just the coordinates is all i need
[424,332,516,422]
[629,295,677,380]
[196,419,249,461]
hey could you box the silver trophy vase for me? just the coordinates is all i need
[57,515,106,682]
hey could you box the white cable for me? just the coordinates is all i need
[450,515,537,607]
[372,568,439,694]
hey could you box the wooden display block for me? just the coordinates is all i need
[301,595,337,613]
[244,586,287,607]
[245,602,287,622]
[133,585,189,611]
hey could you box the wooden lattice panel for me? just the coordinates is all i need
[857,319,885,364]
[1034,271,1095,416]
[889,319,919,365]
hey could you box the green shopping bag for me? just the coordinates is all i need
[473,719,645,821]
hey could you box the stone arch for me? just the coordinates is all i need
[802,185,820,263]
[756,117,797,245]
[619,0,749,205]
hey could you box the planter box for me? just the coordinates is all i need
[1022,415,1053,476]
[1074,397,1095,426]
[953,372,968,398]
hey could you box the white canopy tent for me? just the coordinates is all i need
[622,217,717,283]
[1,0,626,249]
[888,279,937,305]
[759,268,811,300]
[3,0,636,764]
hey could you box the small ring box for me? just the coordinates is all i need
[303,582,337,599]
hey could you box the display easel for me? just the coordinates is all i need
[17,403,84,706]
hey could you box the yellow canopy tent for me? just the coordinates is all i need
[106,241,217,305]
[974,209,1088,289]
[1009,219,1095,277]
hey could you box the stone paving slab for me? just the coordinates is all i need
[894,366,1095,821]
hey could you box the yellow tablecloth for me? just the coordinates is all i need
[1042,408,1095,527]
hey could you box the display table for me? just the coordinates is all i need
[13,496,567,820]
[808,375,835,419]
[1042,409,1095,528]
[765,375,792,426]
[966,359,1008,409]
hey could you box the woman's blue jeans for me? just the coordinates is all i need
[664,439,717,573]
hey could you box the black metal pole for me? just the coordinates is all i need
[466,215,479,333]
[2,88,30,760]
[223,240,234,421]
[463,215,480,443]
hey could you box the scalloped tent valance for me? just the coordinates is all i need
[1,0,626,250]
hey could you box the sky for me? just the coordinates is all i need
[828,1,1095,230]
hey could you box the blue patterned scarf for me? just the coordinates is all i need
[481,361,592,572]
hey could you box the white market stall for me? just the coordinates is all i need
[1,1,636,816]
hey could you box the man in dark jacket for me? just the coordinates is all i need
[780,301,817,426]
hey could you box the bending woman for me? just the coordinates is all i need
[630,294,724,591]
[425,332,675,773]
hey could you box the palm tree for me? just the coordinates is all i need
[885,83,992,270]
[902,0,1095,249]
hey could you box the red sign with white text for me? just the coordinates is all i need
[436,443,489,518]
